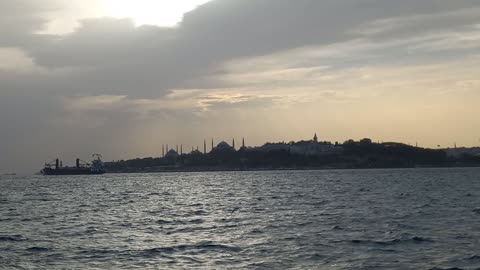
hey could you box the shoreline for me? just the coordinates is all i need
[105,164,480,174]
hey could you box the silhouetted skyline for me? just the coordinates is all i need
[104,136,480,173]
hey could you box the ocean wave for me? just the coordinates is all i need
[350,236,434,246]
[166,225,218,235]
[428,267,465,270]
[189,210,208,216]
[465,255,480,261]
[140,241,241,257]
[249,227,265,234]
[75,248,126,260]
[156,218,205,225]
[144,209,166,215]
[0,235,27,242]
[155,219,173,225]
[26,247,51,252]
[188,203,203,207]
[146,192,162,196]
[217,217,244,223]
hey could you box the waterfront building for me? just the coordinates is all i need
[289,134,341,156]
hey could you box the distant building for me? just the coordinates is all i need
[290,141,339,156]
[256,142,290,152]
[445,147,480,158]
[256,134,341,156]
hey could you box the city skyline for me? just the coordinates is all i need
[46,133,479,166]
[1,0,480,173]
[157,134,478,156]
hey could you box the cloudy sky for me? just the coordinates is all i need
[1,0,480,173]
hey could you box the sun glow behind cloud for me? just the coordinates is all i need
[101,0,211,27]
[42,0,212,34]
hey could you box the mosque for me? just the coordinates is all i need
[160,134,341,158]
[161,137,245,158]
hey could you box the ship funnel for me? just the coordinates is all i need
[76,158,80,168]
[55,159,59,170]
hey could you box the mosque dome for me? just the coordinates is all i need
[165,149,179,158]
[217,141,231,149]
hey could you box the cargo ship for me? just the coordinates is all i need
[41,154,105,175]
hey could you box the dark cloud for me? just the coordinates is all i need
[0,0,50,46]
[19,0,480,98]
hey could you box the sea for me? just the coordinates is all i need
[0,168,479,270]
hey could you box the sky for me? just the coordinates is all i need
[1,0,480,173]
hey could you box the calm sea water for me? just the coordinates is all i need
[1,168,479,269]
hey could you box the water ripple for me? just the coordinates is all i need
[0,168,479,269]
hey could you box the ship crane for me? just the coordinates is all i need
[44,159,58,168]
[76,159,90,168]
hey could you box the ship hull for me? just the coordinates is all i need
[41,168,105,175]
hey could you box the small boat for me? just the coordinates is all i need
[41,154,105,175]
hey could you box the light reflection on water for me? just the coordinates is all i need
[0,168,479,269]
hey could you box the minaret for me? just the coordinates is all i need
[242,137,245,148]
[232,138,235,149]
[176,144,179,153]
[211,138,214,152]
[180,144,183,155]
[162,144,165,157]
[204,139,207,154]
[166,144,169,152]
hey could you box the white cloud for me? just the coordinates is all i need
[0,47,38,72]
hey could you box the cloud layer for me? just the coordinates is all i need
[1,0,480,172]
